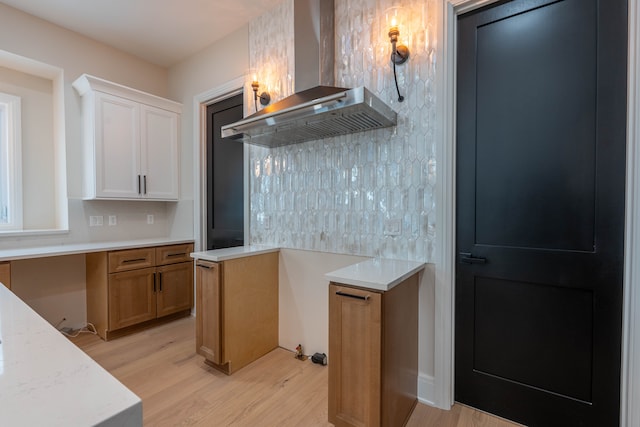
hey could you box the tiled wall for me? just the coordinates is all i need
[248,0,437,262]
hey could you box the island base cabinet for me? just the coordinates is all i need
[328,274,419,427]
[195,252,278,375]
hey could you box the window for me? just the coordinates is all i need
[0,92,22,230]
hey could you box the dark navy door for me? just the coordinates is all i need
[455,0,627,425]
[206,94,244,250]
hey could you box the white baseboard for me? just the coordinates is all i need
[418,373,438,408]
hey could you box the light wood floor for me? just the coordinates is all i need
[70,316,520,426]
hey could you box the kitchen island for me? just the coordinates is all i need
[191,245,280,374]
[0,284,142,426]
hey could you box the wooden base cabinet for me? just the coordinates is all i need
[87,243,193,340]
[328,274,419,427]
[0,261,10,289]
[195,252,278,375]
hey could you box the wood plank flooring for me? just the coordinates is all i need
[70,316,521,426]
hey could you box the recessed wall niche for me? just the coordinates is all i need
[0,50,68,233]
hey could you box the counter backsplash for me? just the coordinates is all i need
[248,0,437,262]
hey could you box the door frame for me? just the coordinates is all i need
[192,76,249,252]
[434,1,640,425]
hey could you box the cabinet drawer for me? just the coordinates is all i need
[156,244,194,265]
[108,248,155,273]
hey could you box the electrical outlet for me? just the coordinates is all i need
[257,213,271,230]
[89,216,103,227]
[384,218,401,236]
[147,214,154,224]
[108,215,117,226]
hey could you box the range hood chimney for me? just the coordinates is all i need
[221,0,397,147]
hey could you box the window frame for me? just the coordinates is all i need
[0,91,22,231]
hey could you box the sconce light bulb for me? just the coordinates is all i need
[388,26,400,44]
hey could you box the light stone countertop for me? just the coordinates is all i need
[325,258,426,291]
[190,245,280,262]
[0,237,194,261]
[0,284,142,427]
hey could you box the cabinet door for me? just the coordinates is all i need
[94,92,141,199]
[108,267,156,330]
[195,261,222,364]
[329,284,382,427]
[140,105,179,200]
[156,262,193,317]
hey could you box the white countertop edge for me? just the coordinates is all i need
[0,285,142,427]
[0,238,194,261]
[191,245,280,262]
[97,403,143,427]
[325,258,426,291]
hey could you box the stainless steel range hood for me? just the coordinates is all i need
[221,0,397,148]
[221,85,396,147]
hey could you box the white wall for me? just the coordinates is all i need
[278,249,368,354]
[0,3,188,327]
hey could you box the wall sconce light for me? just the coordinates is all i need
[251,75,271,112]
[387,11,410,102]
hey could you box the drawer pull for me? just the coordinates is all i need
[336,291,370,301]
[122,258,147,264]
[197,264,214,269]
[166,253,185,258]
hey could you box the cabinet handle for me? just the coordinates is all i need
[335,291,370,301]
[197,264,214,269]
[143,175,147,195]
[167,253,185,258]
[138,175,141,194]
[158,272,162,292]
[153,272,157,292]
[122,258,147,264]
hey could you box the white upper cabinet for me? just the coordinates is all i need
[73,74,181,201]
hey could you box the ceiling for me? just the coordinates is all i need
[0,0,285,67]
